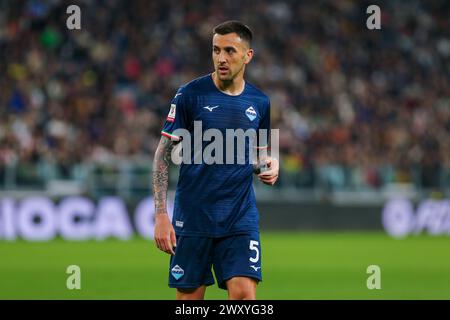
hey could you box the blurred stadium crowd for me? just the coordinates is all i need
[0,0,449,193]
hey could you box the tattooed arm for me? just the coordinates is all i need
[152,135,177,255]
[153,135,175,216]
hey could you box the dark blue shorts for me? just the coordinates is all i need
[168,231,262,290]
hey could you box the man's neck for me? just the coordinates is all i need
[212,72,245,96]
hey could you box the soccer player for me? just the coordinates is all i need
[152,20,279,300]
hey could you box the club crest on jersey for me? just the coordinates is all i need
[245,106,257,121]
[167,104,176,122]
[171,265,184,280]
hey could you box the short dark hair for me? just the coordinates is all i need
[213,20,253,46]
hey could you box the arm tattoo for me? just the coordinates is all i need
[152,136,175,215]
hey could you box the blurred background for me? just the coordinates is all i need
[0,0,450,299]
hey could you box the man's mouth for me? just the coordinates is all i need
[218,66,229,74]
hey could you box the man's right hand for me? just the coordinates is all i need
[154,213,177,255]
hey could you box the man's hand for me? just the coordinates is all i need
[257,157,279,186]
[154,214,177,255]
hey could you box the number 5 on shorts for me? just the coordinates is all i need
[249,240,260,263]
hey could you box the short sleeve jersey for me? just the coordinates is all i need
[161,74,270,237]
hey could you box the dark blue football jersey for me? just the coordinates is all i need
[161,74,270,237]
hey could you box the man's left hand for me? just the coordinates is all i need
[258,157,279,186]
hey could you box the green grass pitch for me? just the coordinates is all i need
[1,232,449,299]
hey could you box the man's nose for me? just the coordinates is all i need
[218,52,227,64]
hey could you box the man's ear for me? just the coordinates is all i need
[245,49,254,64]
